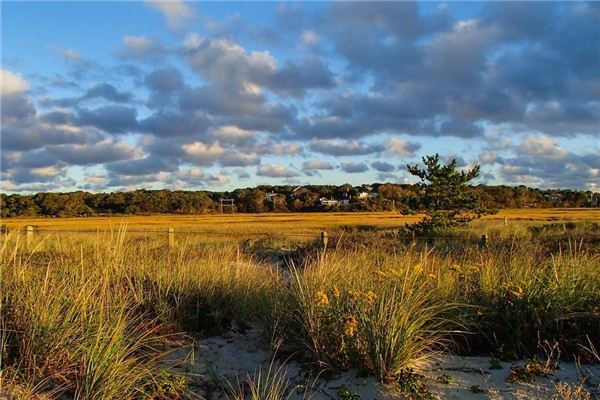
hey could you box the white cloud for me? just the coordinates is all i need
[1,69,29,95]
[301,30,320,46]
[182,141,226,164]
[519,135,568,160]
[211,125,256,142]
[85,175,108,185]
[303,160,333,170]
[272,143,302,155]
[146,0,195,29]
[384,138,420,156]
[122,35,157,54]
[256,164,298,178]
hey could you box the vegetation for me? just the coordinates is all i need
[1,219,599,398]
[1,183,597,218]
[407,154,494,233]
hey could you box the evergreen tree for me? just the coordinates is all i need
[407,154,493,233]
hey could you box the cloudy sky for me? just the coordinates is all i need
[1,1,599,193]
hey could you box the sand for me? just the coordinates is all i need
[162,325,600,399]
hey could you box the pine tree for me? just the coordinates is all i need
[407,154,493,233]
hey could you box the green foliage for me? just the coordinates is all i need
[407,153,493,233]
[469,385,485,394]
[436,373,452,384]
[396,368,436,399]
[336,385,360,400]
[507,360,555,383]
[1,181,596,218]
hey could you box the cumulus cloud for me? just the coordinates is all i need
[256,164,299,178]
[146,67,184,93]
[385,138,421,156]
[77,105,138,134]
[182,34,334,96]
[47,139,142,165]
[310,139,384,156]
[1,69,30,95]
[182,141,226,165]
[496,135,600,190]
[2,2,598,192]
[303,160,333,170]
[81,83,132,103]
[371,161,396,172]
[120,35,165,59]
[340,162,369,174]
[145,0,195,29]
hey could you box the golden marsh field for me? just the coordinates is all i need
[3,208,599,233]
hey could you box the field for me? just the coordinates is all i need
[1,209,599,399]
[3,208,600,233]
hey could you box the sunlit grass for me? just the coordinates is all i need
[1,219,598,397]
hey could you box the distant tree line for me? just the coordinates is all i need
[0,184,597,218]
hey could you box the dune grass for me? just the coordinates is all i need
[1,221,599,398]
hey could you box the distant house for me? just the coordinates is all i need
[319,197,339,206]
[357,192,379,200]
[544,193,562,201]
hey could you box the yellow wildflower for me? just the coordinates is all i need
[365,290,377,304]
[507,286,525,301]
[348,290,360,301]
[331,286,341,299]
[375,270,389,279]
[344,316,358,337]
[314,291,329,307]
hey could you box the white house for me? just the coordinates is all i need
[319,197,339,206]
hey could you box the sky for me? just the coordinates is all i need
[1,1,599,193]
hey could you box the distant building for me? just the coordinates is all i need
[357,192,379,200]
[544,193,562,201]
[319,197,339,206]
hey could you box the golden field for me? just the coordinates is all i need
[2,208,598,234]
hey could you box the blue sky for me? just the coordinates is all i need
[1,1,599,193]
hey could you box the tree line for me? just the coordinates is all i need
[1,184,596,218]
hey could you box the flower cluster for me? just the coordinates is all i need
[314,290,330,307]
[344,316,358,337]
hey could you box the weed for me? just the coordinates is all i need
[336,385,360,400]
[395,368,436,400]
[489,358,503,370]
[507,359,555,383]
[470,384,485,394]
[436,374,452,384]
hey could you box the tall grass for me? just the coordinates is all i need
[1,225,598,397]
[288,249,459,382]
[1,230,283,398]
